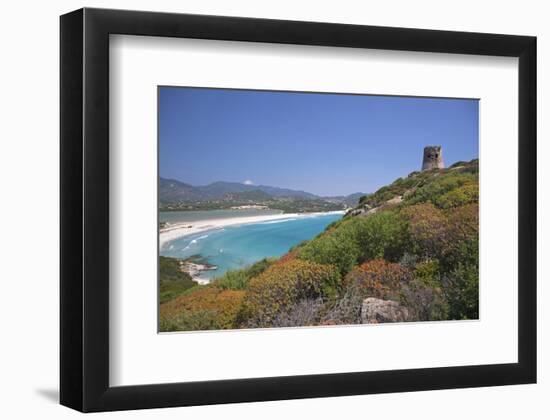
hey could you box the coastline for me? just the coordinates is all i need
[159,210,345,250]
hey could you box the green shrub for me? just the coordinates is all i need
[405,171,477,207]
[298,211,409,276]
[159,256,198,304]
[358,195,370,205]
[448,161,469,168]
[435,182,478,209]
[363,173,430,207]
[298,230,362,276]
[414,259,441,288]
[441,237,479,320]
[355,211,409,262]
[443,261,479,320]
[159,309,221,332]
[212,258,275,290]
[356,159,478,210]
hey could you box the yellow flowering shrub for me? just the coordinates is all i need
[238,259,340,328]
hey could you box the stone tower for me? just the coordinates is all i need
[422,146,444,171]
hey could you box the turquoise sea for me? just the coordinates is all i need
[160,211,342,280]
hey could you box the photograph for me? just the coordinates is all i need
[52,5,539,414]
[158,87,479,332]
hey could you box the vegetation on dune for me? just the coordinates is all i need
[160,197,345,213]
[159,159,479,331]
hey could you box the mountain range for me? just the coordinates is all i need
[159,178,365,207]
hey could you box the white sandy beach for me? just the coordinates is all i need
[159,210,345,250]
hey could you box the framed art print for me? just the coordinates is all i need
[60,8,536,412]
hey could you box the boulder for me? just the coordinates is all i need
[361,297,410,324]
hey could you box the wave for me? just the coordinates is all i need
[189,234,210,245]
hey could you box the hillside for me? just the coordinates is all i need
[160,178,319,203]
[223,189,273,201]
[160,159,479,331]
[159,178,208,202]
[159,177,365,212]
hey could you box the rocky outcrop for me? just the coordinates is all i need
[347,207,366,217]
[361,297,410,323]
[348,195,403,219]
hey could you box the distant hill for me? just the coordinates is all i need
[193,181,318,200]
[160,177,366,206]
[324,192,367,207]
[224,189,273,201]
[160,178,324,204]
[197,181,256,198]
[255,185,318,199]
[159,177,369,214]
[344,192,369,206]
[159,178,210,203]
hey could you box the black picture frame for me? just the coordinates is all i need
[60,7,537,412]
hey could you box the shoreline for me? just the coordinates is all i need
[178,259,217,285]
[159,210,345,250]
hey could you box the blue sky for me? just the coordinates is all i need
[159,87,478,196]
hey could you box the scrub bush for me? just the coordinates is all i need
[213,258,275,290]
[441,237,479,319]
[159,286,245,331]
[434,182,478,209]
[400,203,448,259]
[298,211,409,276]
[343,259,412,302]
[238,259,340,328]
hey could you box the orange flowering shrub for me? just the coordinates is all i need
[400,202,479,261]
[159,286,245,331]
[238,259,340,327]
[276,249,300,265]
[400,203,448,258]
[440,203,479,269]
[445,203,479,242]
[343,259,412,301]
